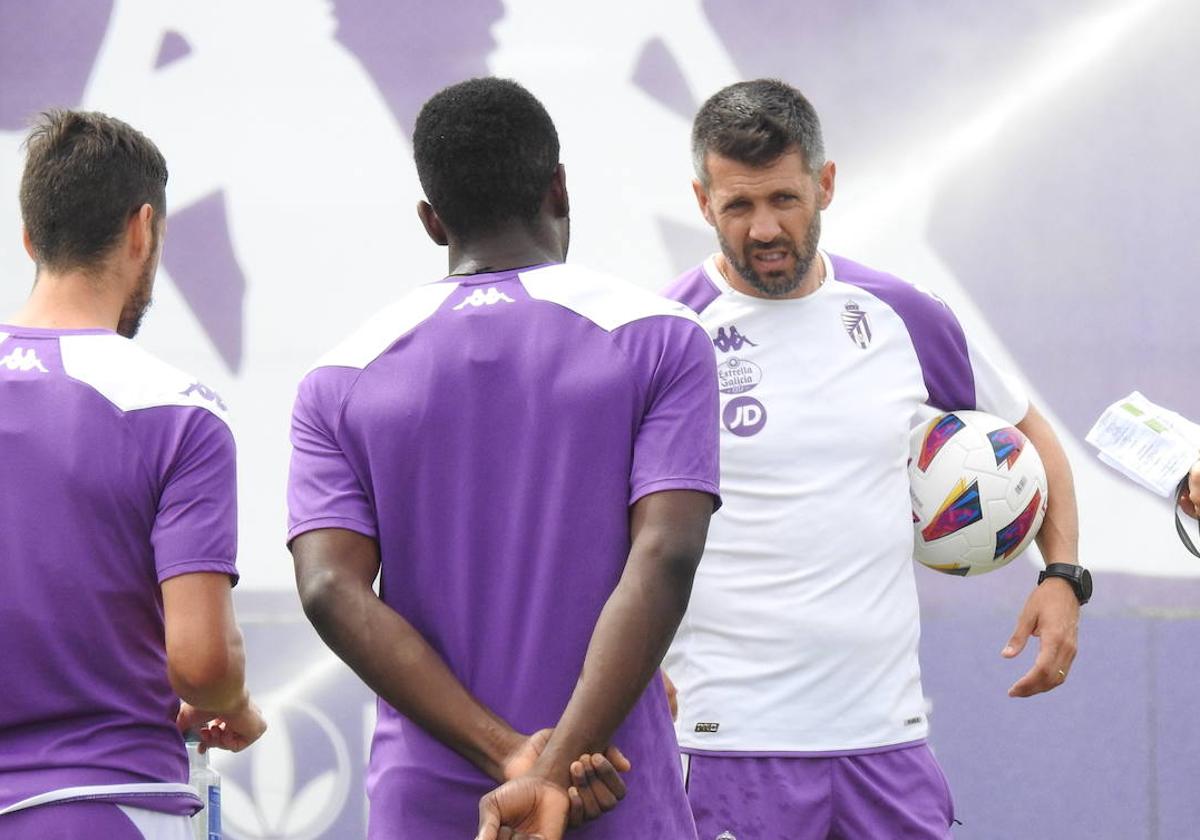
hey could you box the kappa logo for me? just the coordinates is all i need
[716,832,738,840]
[214,698,351,840]
[841,301,873,349]
[0,346,49,373]
[180,382,229,411]
[453,287,515,310]
[713,325,757,353]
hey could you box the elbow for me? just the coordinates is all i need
[167,630,247,713]
[296,564,352,637]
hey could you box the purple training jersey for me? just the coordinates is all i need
[287,263,720,838]
[0,326,237,821]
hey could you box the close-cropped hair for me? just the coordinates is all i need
[413,77,560,238]
[20,109,168,272]
[692,79,825,185]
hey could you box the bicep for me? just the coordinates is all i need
[161,572,238,668]
[628,489,713,576]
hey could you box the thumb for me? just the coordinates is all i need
[476,795,500,840]
[175,703,207,733]
[1002,613,1035,658]
[604,744,631,773]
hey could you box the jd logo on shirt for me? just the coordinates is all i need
[722,397,766,437]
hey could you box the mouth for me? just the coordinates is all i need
[750,250,792,272]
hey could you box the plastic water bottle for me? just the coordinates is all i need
[185,731,221,840]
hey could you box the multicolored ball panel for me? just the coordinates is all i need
[921,478,983,542]
[916,413,966,472]
[993,488,1043,560]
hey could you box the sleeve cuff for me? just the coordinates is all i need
[287,515,379,545]
[157,558,239,586]
[630,477,722,512]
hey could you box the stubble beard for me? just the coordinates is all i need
[116,252,155,338]
[719,211,822,299]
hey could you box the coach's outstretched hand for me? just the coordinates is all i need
[176,698,268,753]
[501,729,630,827]
[1001,577,1079,697]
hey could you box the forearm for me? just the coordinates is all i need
[301,572,519,781]
[1019,404,1079,566]
[533,547,697,786]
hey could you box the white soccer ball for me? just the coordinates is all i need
[908,410,1049,576]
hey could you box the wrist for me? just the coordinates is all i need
[1038,562,1091,605]
[529,745,576,790]
[480,722,524,783]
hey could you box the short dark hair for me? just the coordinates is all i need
[413,78,559,238]
[19,110,168,272]
[692,79,825,185]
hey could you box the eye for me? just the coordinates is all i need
[773,193,801,206]
[722,199,751,213]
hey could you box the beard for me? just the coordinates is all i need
[116,249,156,338]
[718,210,822,298]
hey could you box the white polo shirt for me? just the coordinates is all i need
[662,251,1027,754]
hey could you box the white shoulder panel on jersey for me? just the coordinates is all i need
[311,282,459,372]
[521,263,701,332]
[60,334,231,421]
[0,332,9,344]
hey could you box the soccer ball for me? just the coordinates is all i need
[908,410,1049,576]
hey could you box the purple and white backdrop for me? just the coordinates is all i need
[2,1,1198,837]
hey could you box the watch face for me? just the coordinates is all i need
[1079,568,1093,601]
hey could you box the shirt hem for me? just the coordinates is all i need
[629,477,721,510]
[287,515,378,544]
[679,737,927,759]
[156,557,239,585]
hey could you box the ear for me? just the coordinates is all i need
[816,160,836,210]
[547,164,569,218]
[692,179,715,227]
[417,201,448,246]
[126,203,156,260]
[21,227,36,262]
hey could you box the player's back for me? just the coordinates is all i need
[0,325,235,817]
[289,262,716,838]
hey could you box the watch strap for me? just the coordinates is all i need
[1174,475,1200,559]
[1039,563,1086,604]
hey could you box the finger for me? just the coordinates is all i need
[604,744,631,773]
[476,797,501,840]
[576,756,602,819]
[1002,611,1036,658]
[1008,640,1060,697]
[590,753,626,805]
[567,786,585,827]
[571,760,601,820]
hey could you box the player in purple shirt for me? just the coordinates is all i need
[287,78,720,839]
[0,110,266,840]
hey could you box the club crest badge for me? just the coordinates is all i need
[841,301,872,349]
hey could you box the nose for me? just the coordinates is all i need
[747,208,783,244]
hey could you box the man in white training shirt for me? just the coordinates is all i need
[662,79,1089,839]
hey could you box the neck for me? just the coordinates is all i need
[446,222,563,277]
[7,267,124,331]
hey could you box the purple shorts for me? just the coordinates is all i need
[682,743,954,840]
[0,801,191,840]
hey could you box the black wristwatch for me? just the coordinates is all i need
[1038,563,1092,605]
